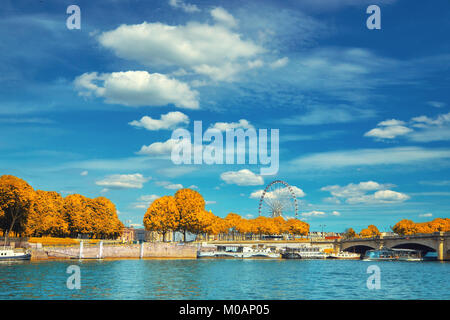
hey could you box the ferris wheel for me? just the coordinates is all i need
[258,180,299,218]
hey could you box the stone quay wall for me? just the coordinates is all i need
[35,242,198,260]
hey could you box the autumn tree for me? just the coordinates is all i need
[0,175,35,245]
[90,197,123,239]
[174,188,205,241]
[286,218,309,237]
[225,213,243,240]
[143,196,179,242]
[393,218,450,235]
[392,219,417,235]
[64,194,95,237]
[359,225,381,238]
[26,190,68,237]
[343,228,357,239]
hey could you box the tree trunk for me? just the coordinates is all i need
[4,215,18,247]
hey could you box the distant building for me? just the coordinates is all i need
[121,227,176,242]
[121,227,135,242]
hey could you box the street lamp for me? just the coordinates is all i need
[319,224,327,239]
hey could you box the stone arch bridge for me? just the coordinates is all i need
[331,232,450,261]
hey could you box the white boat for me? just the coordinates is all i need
[198,245,280,259]
[0,248,31,261]
[327,251,361,259]
[281,246,327,259]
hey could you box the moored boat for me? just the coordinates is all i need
[0,248,31,261]
[198,245,280,259]
[281,246,327,259]
[326,251,361,259]
[363,248,423,261]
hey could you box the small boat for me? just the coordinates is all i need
[327,251,361,259]
[198,245,280,259]
[363,248,423,261]
[0,248,31,261]
[281,246,327,259]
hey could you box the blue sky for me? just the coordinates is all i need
[1,0,449,233]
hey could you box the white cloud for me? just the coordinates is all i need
[250,185,306,199]
[364,119,413,139]
[427,101,446,108]
[137,138,191,156]
[134,194,159,209]
[221,169,264,186]
[331,211,340,216]
[291,147,450,169]
[365,113,450,142]
[210,119,254,131]
[80,170,88,176]
[138,194,160,202]
[301,210,325,217]
[97,13,264,81]
[75,71,199,109]
[211,7,238,28]
[419,213,433,217]
[129,111,189,131]
[205,200,216,205]
[155,180,183,190]
[164,183,183,190]
[321,181,409,205]
[168,0,200,13]
[95,173,149,189]
[270,57,289,68]
[280,104,375,126]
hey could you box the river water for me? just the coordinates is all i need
[0,259,449,300]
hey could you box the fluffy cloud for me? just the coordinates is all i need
[365,112,450,142]
[80,170,88,176]
[250,185,306,199]
[321,181,409,204]
[75,71,199,109]
[211,7,238,28]
[97,9,264,81]
[427,101,446,108]
[364,119,412,139]
[129,111,189,131]
[95,173,149,189]
[419,213,433,217]
[280,104,375,126]
[168,0,200,13]
[137,138,191,156]
[291,146,450,169]
[134,194,159,209]
[220,169,264,186]
[301,210,325,217]
[210,119,254,131]
[270,57,289,68]
[155,181,184,190]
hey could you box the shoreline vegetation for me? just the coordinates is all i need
[1,175,449,249]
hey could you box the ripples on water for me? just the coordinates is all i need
[0,259,449,300]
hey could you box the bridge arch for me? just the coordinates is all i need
[342,244,375,254]
[391,242,436,254]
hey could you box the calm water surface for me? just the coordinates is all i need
[0,259,449,299]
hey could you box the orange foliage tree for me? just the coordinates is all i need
[0,175,35,244]
[26,190,69,237]
[359,225,381,238]
[393,218,450,235]
[174,188,205,241]
[143,196,179,241]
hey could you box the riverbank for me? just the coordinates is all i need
[28,242,198,260]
